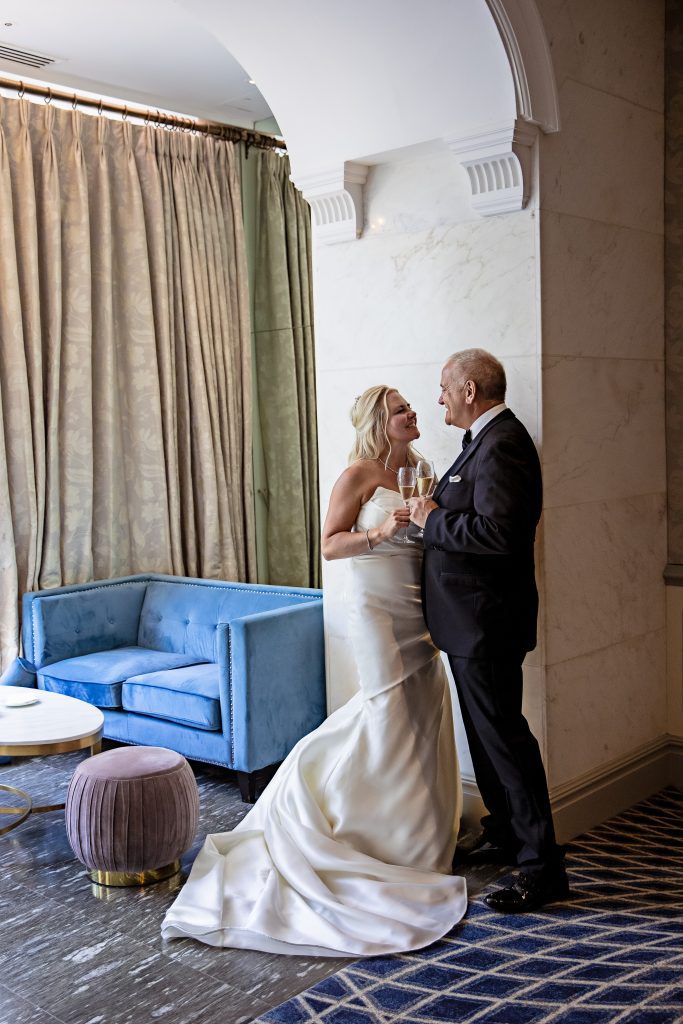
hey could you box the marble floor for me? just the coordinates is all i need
[0,748,503,1024]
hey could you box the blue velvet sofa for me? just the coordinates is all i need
[4,574,326,800]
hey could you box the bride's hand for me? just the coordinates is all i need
[379,506,411,540]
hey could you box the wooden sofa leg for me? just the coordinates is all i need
[236,764,280,804]
[237,771,257,803]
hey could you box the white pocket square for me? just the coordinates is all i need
[449,475,462,483]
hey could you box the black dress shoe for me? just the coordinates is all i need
[453,835,517,867]
[484,869,570,913]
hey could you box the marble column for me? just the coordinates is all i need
[535,0,669,822]
[665,0,683,746]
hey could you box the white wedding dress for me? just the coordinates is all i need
[161,487,467,957]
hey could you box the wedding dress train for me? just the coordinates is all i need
[161,487,467,956]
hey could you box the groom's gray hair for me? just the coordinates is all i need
[444,348,506,402]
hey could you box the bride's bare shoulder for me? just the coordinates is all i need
[332,460,381,501]
[344,459,378,482]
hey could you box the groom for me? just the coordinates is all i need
[409,348,568,913]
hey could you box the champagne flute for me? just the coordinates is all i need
[416,459,436,499]
[397,466,417,545]
[414,459,436,539]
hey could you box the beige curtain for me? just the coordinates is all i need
[253,151,320,587]
[0,98,255,673]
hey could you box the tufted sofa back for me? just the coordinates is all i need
[28,580,149,669]
[137,580,320,663]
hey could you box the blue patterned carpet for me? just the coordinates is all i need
[256,788,683,1024]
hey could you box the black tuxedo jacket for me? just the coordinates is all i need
[422,409,542,659]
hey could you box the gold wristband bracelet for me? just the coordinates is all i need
[366,530,374,551]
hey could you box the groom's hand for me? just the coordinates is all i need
[409,497,438,529]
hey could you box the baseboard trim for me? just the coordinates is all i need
[461,778,487,832]
[459,736,683,844]
[551,735,683,843]
[666,737,683,784]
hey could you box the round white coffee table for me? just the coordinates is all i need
[0,687,104,835]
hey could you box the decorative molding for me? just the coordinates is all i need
[551,736,683,843]
[484,0,560,133]
[460,776,487,832]
[664,562,683,586]
[294,162,369,244]
[444,120,537,216]
[461,735,683,843]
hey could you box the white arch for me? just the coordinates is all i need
[178,0,558,231]
[485,0,560,132]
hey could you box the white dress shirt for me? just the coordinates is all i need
[469,403,507,439]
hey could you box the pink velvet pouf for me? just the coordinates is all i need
[66,746,199,886]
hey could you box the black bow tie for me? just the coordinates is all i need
[462,429,472,450]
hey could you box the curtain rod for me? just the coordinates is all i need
[0,75,287,152]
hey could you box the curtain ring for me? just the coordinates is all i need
[72,92,78,110]
[122,105,128,122]
[144,109,150,126]
[18,80,25,99]
[44,87,52,105]
[98,98,104,117]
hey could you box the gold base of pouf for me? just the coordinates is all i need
[87,861,181,887]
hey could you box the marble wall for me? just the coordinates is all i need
[313,146,542,782]
[312,1,670,823]
[536,0,668,787]
[667,0,683,567]
[665,0,683,741]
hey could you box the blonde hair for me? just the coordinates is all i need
[348,385,419,466]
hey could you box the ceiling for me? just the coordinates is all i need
[0,0,275,129]
[180,0,517,182]
[0,0,546,189]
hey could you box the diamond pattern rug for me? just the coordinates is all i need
[255,788,683,1024]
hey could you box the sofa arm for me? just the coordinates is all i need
[0,657,38,687]
[217,601,326,773]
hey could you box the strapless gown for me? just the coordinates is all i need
[161,487,467,956]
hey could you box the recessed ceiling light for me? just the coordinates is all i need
[248,79,256,85]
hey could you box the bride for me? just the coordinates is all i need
[161,385,467,957]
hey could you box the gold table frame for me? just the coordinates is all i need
[0,731,102,836]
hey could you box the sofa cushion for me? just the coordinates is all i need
[122,664,221,731]
[38,647,207,709]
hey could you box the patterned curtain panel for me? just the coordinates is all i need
[0,98,256,673]
[253,151,320,588]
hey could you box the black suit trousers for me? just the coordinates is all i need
[448,652,561,874]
